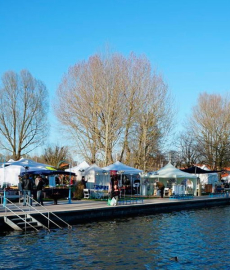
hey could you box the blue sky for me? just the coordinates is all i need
[0,0,230,160]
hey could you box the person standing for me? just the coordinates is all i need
[81,176,87,189]
[112,184,119,206]
[160,184,165,198]
[21,174,34,206]
[35,175,40,187]
[18,176,23,192]
[36,175,45,206]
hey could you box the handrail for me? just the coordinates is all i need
[3,197,46,232]
[27,195,72,230]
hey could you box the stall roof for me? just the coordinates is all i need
[148,163,197,179]
[20,170,75,176]
[181,166,221,174]
[102,161,143,174]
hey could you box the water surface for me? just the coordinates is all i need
[0,206,230,269]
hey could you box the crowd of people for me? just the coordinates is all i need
[17,173,78,206]
[19,174,45,206]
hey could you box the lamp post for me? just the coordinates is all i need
[68,163,72,204]
[130,174,133,198]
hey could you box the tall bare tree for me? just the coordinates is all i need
[55,52,125,165]
[131,73,174,170]
[0,70,49,160]
[189,93,230,169]
[54,51,174,167]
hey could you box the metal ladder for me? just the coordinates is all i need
[2,195,72,232]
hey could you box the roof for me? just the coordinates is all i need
[20,169,75,176]
[6,158,55,170]
[65,161,90,173]
[148,163,197,179]
[84,164,106,174]
[181,166,221,174]
[102,161,143,174]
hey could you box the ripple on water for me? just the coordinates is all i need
[1,206,230,269]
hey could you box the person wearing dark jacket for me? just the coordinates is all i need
[36,175,45,206]
[21,174,34,206]
[160,185,165,198]
[156,182,165,198]
[81,176,87,189]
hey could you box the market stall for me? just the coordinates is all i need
[102,161,143,195]
[141,163,198,196]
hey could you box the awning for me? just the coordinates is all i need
[20,169,75,176]
[181,166,221,174]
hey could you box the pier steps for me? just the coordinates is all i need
[4,214,45,231]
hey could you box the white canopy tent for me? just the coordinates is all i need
[84,164,110,189]
[0,158,56,187]
[141,163,198,196]
[65,161,90,181]
[0,165,25,187]
[102,161,143,174]
[4,158,55,169]
[102,161,143,193]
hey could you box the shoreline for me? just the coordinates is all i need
[0,196,230,231]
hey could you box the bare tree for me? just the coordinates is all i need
[189,93,230,169]
[130,73,175,170]
[55,53,125,165]
[0,70,49,160]
[176,132,200,168]
[41,145,71,168]
[54,51,175,167]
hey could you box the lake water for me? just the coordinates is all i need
[1,205,230,270]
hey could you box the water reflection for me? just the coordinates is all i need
[1,206,230,269]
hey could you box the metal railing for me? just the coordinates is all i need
[23,195,72,230]
[3,197,49,232]
[2,195,72,231]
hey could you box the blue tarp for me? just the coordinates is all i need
[20,169,75,176]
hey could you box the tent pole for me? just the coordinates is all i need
[68,163,72,204]
[131,174,133,199]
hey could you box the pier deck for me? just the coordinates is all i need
[0,195,229,230]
